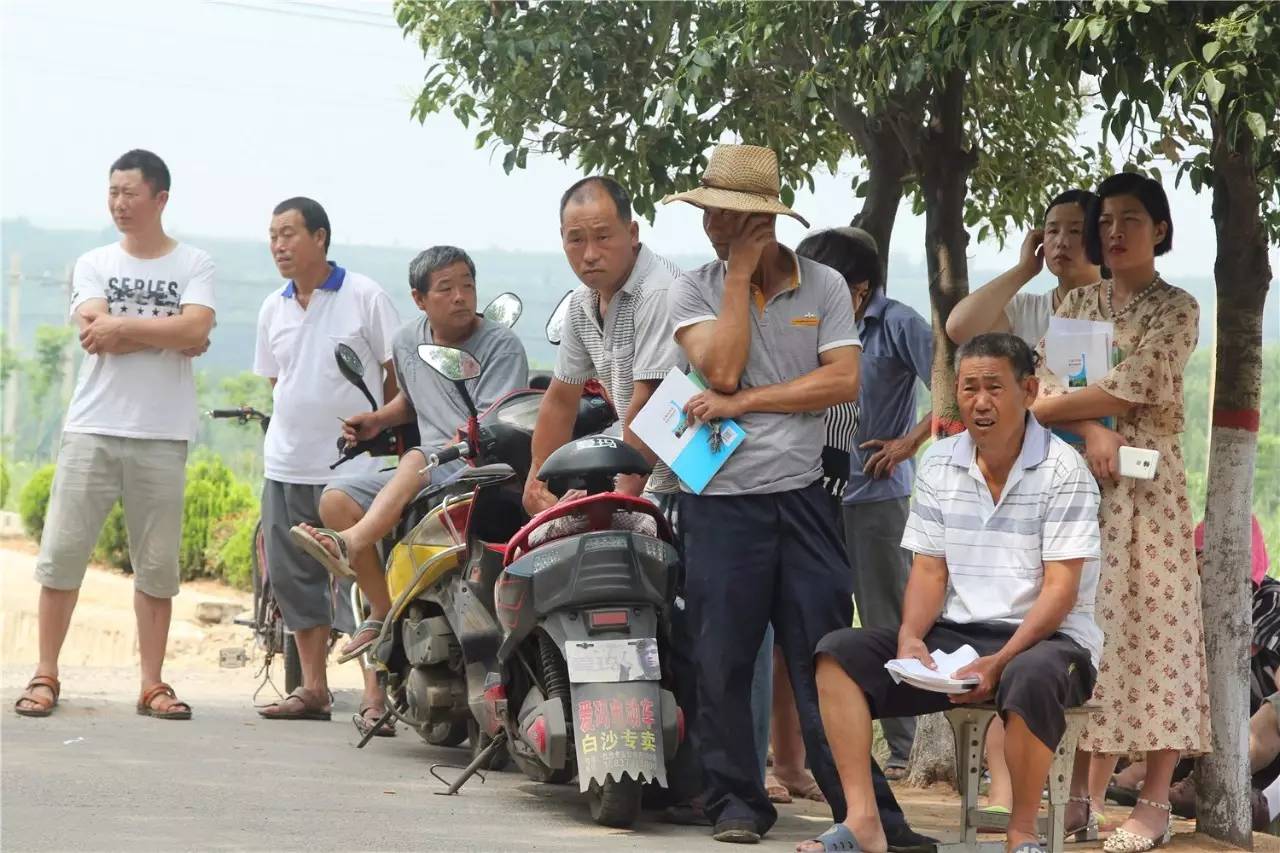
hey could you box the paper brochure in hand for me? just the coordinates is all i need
[630,368,745,494]
[884,645,981,694]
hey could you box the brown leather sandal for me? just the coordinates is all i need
[137,682,193,720]
[14,675,60,717]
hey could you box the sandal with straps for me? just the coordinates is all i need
[337,618,384,664]
[137,682,192,720]
[14,674,61,717]
[1065,795,1099,842]
[1102,799,1172,853]
[289,525,355,579]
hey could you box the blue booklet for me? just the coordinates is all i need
[629,368,746,493]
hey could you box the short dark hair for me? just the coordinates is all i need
[795,227,883,294]
[110,149,170,195]
[1043,188,1097,222]
[954,332,1036,381]
[1084,172,1173,266]
[409,245,477,294]
[559,176,633,223]
[273,197,331,252]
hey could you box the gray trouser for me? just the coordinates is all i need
[843,496,916,765]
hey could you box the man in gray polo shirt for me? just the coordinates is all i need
[663,144,898,846]
[803,332,1101,853]
[290,246,527,732]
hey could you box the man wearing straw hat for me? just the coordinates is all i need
[662,144,933,850]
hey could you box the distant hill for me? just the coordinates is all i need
[2,218,1274,376]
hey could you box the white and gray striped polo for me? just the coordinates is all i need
[553,244,682,494]
[901,416,1104,668]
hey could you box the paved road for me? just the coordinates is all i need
[2,666,839,852]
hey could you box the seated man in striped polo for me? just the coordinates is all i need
[799,333,1103,853]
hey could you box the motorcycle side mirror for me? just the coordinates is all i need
[417,343,480,417]
[545,290,572,346]
[334,343,378,410]
[481,292,523,329]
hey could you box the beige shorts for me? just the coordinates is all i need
[35,432,188,598]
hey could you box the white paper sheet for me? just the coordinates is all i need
[884,644,981,694]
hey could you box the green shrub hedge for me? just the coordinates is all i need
[17,452,259,589]
[18,464,55,540]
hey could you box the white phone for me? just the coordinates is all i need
[1118,446,1160,480]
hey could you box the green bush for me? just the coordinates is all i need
[206,510,259,590]
[18,464,56,540]
[93,502,131,571]
[0,457,10,506]
[179,452,255,580]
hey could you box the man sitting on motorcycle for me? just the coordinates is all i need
[291,246,528,732]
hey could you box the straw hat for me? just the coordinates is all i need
[662,144,809,228]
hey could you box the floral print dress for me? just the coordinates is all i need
[1036,278,1211,754]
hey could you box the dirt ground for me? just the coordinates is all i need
[1,539,1271,852]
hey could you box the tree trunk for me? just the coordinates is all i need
[918,66,973,439]
[904,712,957,788]
[903,68,974,787]
[1196,109,1272,849]
[830,95,913,291]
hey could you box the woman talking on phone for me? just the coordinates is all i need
[1031,172,1209,853]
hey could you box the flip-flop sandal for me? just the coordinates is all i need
[978,804,1010,833]
[800,824,862,851]
[137,682,192,720]
[883,764,908,781]
[765,773,793,804]
[337,618,384,665]
[14,675,60,717]
[353,705,396,738]
[289,525,355,579]
[784,775,827,803]
[258,688,332,721]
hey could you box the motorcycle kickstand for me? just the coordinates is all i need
[355,707,395,749]
[430,731,508,796]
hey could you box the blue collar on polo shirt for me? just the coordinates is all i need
[282,262,345,298]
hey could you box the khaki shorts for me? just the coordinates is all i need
[35,432,188,598]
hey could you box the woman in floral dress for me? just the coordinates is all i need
[1032,173,1210,853]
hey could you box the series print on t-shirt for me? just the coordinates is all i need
[100,275,182,318]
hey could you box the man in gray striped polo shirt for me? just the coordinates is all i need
[524,176,681,515]
[804,333,1102,853]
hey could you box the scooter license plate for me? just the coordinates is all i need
[564,637,660,683]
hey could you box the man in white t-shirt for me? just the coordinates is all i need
[15,150,216,721]
[252,197,400,723]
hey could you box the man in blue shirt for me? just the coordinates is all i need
[795,227,933,776]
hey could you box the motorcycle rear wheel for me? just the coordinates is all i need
[587,777,643,828]
[421,719,469,748]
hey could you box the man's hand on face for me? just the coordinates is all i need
[341,411,383,446]
[79,314,126,354]
[725,213,774,282]
[949,654,1007,705]
[684,388,745,423]
[896,636,936,670]
[860,436,916,479]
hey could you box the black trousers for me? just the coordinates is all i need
[817,622,1097,751]
[679,481,911,835]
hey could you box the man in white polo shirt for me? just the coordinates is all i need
[801,333,1102,853]
[253,197,400,722]
[16,149,215,721]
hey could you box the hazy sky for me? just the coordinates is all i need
[2,0,1277,286]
